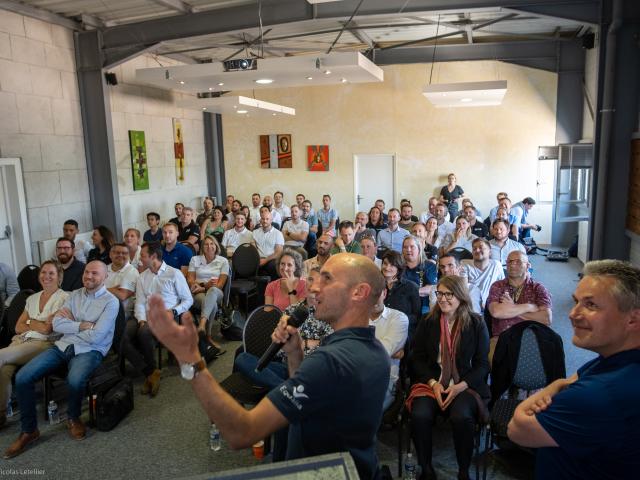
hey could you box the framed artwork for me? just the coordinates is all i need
[259,134,292,168]
[307,145,329,171]
[128,130,149,191]
[173,118,185,185]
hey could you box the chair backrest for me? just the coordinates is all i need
[232,243,260,279]
[18,265,42,292]
[449,247,473,261]
[112,302,126,355]
[0,289,34,347]
[242,304,283,357]
[512,327,548,391]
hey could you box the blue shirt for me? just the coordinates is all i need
[536,349,640,480]
[268,327,390,480]
[403,261,438,314]
[143,229,163,242]
[377,226,410,252]
[53,285,119,356]
[162,242,193,269]
[316,207,338,230]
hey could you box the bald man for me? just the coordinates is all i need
[147,254,390,480]
[5,261,119,457]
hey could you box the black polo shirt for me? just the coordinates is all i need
[178,221,200,242]
[61,259,85,291]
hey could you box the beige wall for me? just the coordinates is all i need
[222,61,557,234]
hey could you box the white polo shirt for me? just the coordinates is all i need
[462,259,505,307]
[282,219,309,247]
[188,255,230,283]
[105,262,139,317]
[221,227,254,254]
[253,226,285,259]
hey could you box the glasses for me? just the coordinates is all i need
[507,259,527,265]
[435,291,455,300]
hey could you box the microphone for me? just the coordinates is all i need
[255,304,310,372]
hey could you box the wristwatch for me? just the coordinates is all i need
[172,308,179,318]
[288,289,297,296]
[180,358,206,380]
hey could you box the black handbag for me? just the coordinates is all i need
[96,378,134,432]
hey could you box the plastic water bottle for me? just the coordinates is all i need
[48,400,59,425]
[209,423,221,451]
[404,452,418,480]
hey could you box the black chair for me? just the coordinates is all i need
[219,304,283,406]
[17,265,41,292]
[448,247,473,262]
[43,302,126,424]
[230,244,261,317]
[0,290,34,348]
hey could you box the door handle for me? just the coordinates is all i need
[0,225,10,240]
[356,195,363,204]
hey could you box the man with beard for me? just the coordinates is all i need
[489,219,525,267]
[56,238,85,291]
[303,234,333,277]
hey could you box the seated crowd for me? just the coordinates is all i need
[0,182,636,480]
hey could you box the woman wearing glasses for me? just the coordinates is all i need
[407,275,490,480]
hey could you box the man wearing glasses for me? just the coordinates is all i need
[486,251,552,361]
[55,237,85,291]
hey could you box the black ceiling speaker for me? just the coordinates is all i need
[105,72,118,85]
[582,33,595,50]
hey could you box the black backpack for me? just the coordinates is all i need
[95,378,134,432]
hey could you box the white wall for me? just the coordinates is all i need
[0,11,90,252]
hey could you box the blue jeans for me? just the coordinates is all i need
[15,345,103,433]
[234,352,288,390]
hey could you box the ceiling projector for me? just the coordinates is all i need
[223,58,257,72]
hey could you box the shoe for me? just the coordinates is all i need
[3,430,40,458]
[149,369,161,397]
[141,376,151,395]
[67,418,86,440]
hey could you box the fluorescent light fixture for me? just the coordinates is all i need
[423,80,507,108]
[255,78,273,84]
[307,0,343,3]
[177,95,295,116]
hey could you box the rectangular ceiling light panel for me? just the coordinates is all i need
[177,95,295,116]
[422,80,507,108]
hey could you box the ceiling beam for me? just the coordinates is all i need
[100,0,599,52]
[147,0,194,15]
[344,20,375,49]
[0,0,81,30]
[503,4,599,25]
[373,39,568,72]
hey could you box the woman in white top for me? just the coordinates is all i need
[124,228,142,271]
[187,235,229,340]
[440,216,477,256]
[0,260,68,426]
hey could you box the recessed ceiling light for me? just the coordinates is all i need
[340,78,347,83]
[202,107,207,110]
[208,87,213,91]
[324,70,331,75]
[233,105,237,109]
[255,78,274,84]
[237,110,248,114]
[218,82,224,86]
[272,113,277,116]
[306,76,313,80]
[179,80,185,85]
[460,98,473,103]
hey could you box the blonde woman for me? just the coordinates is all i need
[0,261,68,426]
[440,216,476,256]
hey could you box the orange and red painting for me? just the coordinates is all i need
[307,145,329,171]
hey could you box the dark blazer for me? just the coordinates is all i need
[410,311,490,399]
[385,278,421,338]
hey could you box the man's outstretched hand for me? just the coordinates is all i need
[147,294,200,364]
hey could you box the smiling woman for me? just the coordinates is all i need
[264,249,306,311]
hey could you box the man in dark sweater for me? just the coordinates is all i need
[55,237,85,291]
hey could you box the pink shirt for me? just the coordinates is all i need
[265,278,307,311]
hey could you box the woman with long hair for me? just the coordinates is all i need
[402,235,438,319]
[367,206,387,233]
[381,250,421,339]
[87,225,115,264]
[200,206,227,245]
[264,249,307,311]
[411,222,438,262]
[408,275,490,480]
[439,173,466,222]
[439,216,476,256]
[0,261,68,426]
[123,228,142,270]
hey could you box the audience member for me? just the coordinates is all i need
[273,191,291,221]
[317,194,338,237]
[303,234,333,276]
[143,212,163,243]
[434,203,455,240]
[295,193,305,209]
[375,199,388,223]
[438,254,482,313]
[63,219,91,263]
[487,251,552,359]
[265,249,307,311]
[419,197,438,223]
[56,238,85,292]
[331,221,362,254]
[439,173,465,222]
[4,261,118,457]
[248,193,262,227]
[464,204,488,239]
[507,260,640,479]
[360,235,382,268]
[261,196,282,227]
[0,262,19,306]
[224,195,234,215]
[381,250,421,339]
[196,197,215,226]
[201,206,227,244]
[399,204,417,230]
[0,261,68,427]
[402,236,438,317]
[369,290,408,410]
[378,208,410,253]
[169,202,184,226]
[177,207,200,251]
[87,225,114,265]
[162,223,193,271]
[131,242,193,397]
[462,238,505,310]
[408,275,489,480]
[511,197,541,240]
[124,228,142,270]
[253,207,285,279]
[367,206,387,234]
[354,212,376,242]
[187,236,228,352]
[488,192,509,222]
[282,205,309,249]
[225,200,243,228]
[461,198,482,219]
[221,212,253,258]
[105,243,139,320]
[439,216,476,255]
[240,205,254,231]
[410,222,438,262]
[489,219,526,266]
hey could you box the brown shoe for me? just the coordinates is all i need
[149,369,161,397]
[3,430,40,459]
[67,418,86,440]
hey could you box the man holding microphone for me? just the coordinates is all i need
[147,254,390,479]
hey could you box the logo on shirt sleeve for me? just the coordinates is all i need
[279,384,308,410]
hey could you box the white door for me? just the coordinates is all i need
[0,159,33,272]
[0,165,16,268]
[354,154,395,216]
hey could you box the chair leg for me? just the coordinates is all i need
[43,377,50,422]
